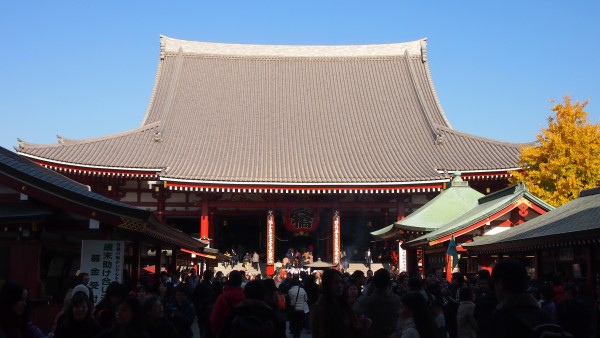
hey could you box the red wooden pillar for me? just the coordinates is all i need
[332,210,341,267]
[266,210,276,276]
[10,242,41,299]
[479,255,492,275]
[384,209,390,250]
[445,253,453,283]
[200,198,210,243]
[131,241,140,291]
[154,244,162,282]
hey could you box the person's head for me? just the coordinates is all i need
[105,282,126,307]
[408,277,423,292]
[350,270,365,286]
[174,284,188,304]
[346,284,359,302]
[189,269,197,277]
[366,269,373,278]
[72,284,90,299]
[78,272,90,286]
[451,272,464,287]
[142,295,164,319]
[477,269,492,291]
[373,268,391,290]
[0,281,27,316]
[171,272,180,283]
[400,292,437,338]
[459,287,474,302]
[425,273,436,285]
[158,281,168,295]
[228,270,243,288]
[68,292,91,322]
[136,284,148,301]
[203,269,214,282]
[115,297,143,326]
[244,280,265,300]
[322,269,345,299]
[491,259,529,301]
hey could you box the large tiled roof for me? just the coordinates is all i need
[464,187,600,253]
[17,36,521,186]
[0,146,205,251]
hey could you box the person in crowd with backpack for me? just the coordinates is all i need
[473,270,496,338]
[445,272,463,338]
[539,284,556,324]
[487,259,544,338]
[220,279,285,338]
[263,278,287,330]
[456,288,476,338]
[141,295,179,338]
[167,284,195,338]
[354,268,402,338]
[53,292,101,338]
[556,286,593,338]
[287,274,308,338]
[210,270,246,337]
[192,269,217,338]
[311,269,370,338]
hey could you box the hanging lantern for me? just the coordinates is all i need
[284,208,319,232]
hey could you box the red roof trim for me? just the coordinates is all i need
[429,201,520,246]
[181,248,217,260]
[165,182,445,194]
[32,160,160,178]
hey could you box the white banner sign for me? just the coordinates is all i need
[398,241,407,273]
[81,240,125,305]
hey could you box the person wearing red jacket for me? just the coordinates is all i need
[210,270,245,336]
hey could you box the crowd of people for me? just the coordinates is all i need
[0,259,596,338]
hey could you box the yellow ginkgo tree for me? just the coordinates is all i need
[510,96,600,207]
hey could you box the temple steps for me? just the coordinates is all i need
[215,262,261,277]
[214,262,387,278]
[344,262,385,275]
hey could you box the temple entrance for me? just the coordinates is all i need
[213,214,264,260]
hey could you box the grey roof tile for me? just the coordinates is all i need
[17,37,521,185]
[464,187,600,251]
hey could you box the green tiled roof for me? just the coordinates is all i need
[408,182,554,245]
[371,174,483,238]
[395,175,483,231]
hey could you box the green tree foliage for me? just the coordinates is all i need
[510,96,600,207]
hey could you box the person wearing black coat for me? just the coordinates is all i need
[487,260,543,338]
[142,295,179,338]
[54,292,102,338]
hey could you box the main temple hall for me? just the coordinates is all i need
[15,36,522,274]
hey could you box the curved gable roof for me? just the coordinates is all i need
[17,36,521,186]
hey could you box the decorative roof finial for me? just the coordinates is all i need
[159,35,166,60]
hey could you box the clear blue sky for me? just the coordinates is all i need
[1,1,598,151]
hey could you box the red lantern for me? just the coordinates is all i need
[284,208,319,232]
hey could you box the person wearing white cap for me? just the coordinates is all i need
[72,284,90,298]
